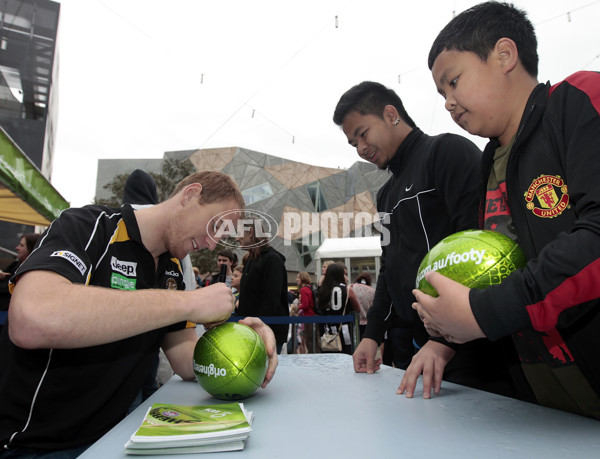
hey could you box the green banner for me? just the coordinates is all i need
[0,126,70,225]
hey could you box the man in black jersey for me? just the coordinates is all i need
[0,170,278,457]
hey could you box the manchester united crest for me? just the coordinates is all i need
[524,175,569,218]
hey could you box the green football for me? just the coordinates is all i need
[193,322,268,401]
[415,229,526,297]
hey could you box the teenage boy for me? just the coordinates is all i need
[416,1,600,419]
[0,171,278,456]
[210,249,236,287]
[333,81,516,400]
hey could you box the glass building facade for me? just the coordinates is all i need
[0,0,59,175]
[0,0,60,262]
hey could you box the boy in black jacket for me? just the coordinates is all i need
[333,81,517,400]
[415,1,600,419]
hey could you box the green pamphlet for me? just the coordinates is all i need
[124,402,253,455]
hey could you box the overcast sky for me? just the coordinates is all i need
[49,0,600,207]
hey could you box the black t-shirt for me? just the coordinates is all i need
[0,204,187,450]
[237,247,289,345]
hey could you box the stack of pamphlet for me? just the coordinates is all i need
[124,402,253,455]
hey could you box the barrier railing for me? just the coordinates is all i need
[228,312,360,354]
[0,313,360,351]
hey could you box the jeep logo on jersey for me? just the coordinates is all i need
[51,250,87,275]
[207,209,278,249]
[111,256,137,277]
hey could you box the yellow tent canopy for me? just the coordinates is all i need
[0,126,69,226]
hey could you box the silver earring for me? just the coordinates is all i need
[393,118,400,126]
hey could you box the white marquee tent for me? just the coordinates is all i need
[315,236,381,282]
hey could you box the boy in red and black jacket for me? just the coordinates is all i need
[416,1,600,420]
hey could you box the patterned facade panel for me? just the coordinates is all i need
[164,150,197,161]
[277,189,377,242]
[318,174,348,209]
[365,169,391,189]
[237,166,277,193]
[265,161,343,190]
[237,148,270,167]
[261,155,289,168]
[189,147,236,171]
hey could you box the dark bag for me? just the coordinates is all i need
[311,285,322,315]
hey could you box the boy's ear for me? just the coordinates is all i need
[383,105,399,124]
[494,38,519,74]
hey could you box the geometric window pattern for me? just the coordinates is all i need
[306,181,328,212]
[293,232,323,269]
[242,182,273,205]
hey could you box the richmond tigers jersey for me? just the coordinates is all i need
[1,204,188,450]
[11,204,184,293]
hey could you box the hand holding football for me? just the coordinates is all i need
[415,230,526,297]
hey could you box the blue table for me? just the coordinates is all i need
[79,354,600,458]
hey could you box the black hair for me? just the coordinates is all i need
[217,249,235,262]
[23,233,41,254]
[333,81,416,128]
[317,262,346,307]
[428,1,538,78]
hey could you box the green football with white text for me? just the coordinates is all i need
[193,322,268,401]
[415,229,527,297]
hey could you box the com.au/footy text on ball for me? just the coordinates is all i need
[193,322,268,401]
[415,229,526,297]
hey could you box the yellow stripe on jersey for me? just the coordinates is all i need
[112,219,131,243]
[171,258,182,272]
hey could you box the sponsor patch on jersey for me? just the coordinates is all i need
[51,250,87,275]
[166,278,178,290]
[111,272,137,290]
[524,174,569,218]
[111,256,137,277]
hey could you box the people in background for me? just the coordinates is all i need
[317,262,360,355]
[192,266,201,289]
[297,271,318,353]
[318,260,335,287]
[209,249,235,287]
[350,272,376,340]
[0,233,41,316]
[231,265,243,311]
[236,219,289,354]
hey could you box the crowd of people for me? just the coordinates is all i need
[0,233,41,334]
[287,265,373,355]
[2,2,600,456]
